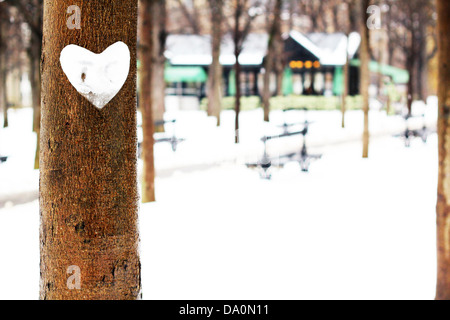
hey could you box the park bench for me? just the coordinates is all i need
[247,108,322,179]
[394,114,429,147]
[153,119,185,152]
[138,119,185,157]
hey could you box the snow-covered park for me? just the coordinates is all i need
[0,102,439,300]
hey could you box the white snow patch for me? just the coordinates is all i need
[0,102,440,299]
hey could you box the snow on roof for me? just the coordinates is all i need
[289,31,361,66]
[165,33,269,66]
[289,30,323,60]
[166,32,360,67]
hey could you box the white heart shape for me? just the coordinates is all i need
[60,41,130,110]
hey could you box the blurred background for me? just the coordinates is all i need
[0,0,440,299]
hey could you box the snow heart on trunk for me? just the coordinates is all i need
[60,41,130,110]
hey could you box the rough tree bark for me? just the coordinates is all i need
[207,0,223,127]
[436,0,450,301]
[263,0,282,123]
[151,0,167,133]
[360,0,370,159]
[139,0,156,203]
[40,0,141,300]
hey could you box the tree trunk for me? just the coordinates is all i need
[151,0,166,133]
[207,0,223,126]
[40,0,141,300]
[0,20,7,129]
[263,0,282,122]
[262,59,274,122]
[24,0,43,169]
[139,0,156,203]
[360,0,370,158]
[435,0,450,301]
[274,35,283,97]
[30,43,41,134]
[342,37,350,128]
[0,60,6,129]
[416,22,428,102]
[275,67,283,97]
[29,39,42,169]
[406,54,414,115]
[406,25,417,116]
[234,53,241,144]
[234,4,241,144]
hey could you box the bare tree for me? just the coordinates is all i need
[207,0,224,126]
[175,0,201,34]
[436,0,450,301]
[40,0,141,299]
[150,0,167,133]
[297,0,326,32]
[340,0,357,128]
[139,0,157,203]
[0,3,7,128]
[5,0,43,168]
[262,0,282,122]
[360,0,370,158]
[386,0,436,112]
[229,0,261,143]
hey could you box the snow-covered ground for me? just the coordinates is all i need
[0,102,439,300]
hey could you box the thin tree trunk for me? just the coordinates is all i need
[30,44,41,133]
[139,0,156,203]
[405,26,417,116]
[0,46,7,129]
[263,0,282,122]
[360,0,370,158]
[274,6,284,98]
[40,0,141,300]
[406,55,414,115]
[416,22,428,102]
[377,33,385,108]
[234,4,241,144]
[151,0,166,133]
[29,41,42,169]
[0,63,6,129]
[234,53,241,144]
[275,67,283,97]
[207,0,223,126]
[262,58,274,122]
[0,13,8,129]
[342,38,350,128]
[25,0,43,169]
[436,0,450,301]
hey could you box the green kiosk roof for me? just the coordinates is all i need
[164,66,208,83]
